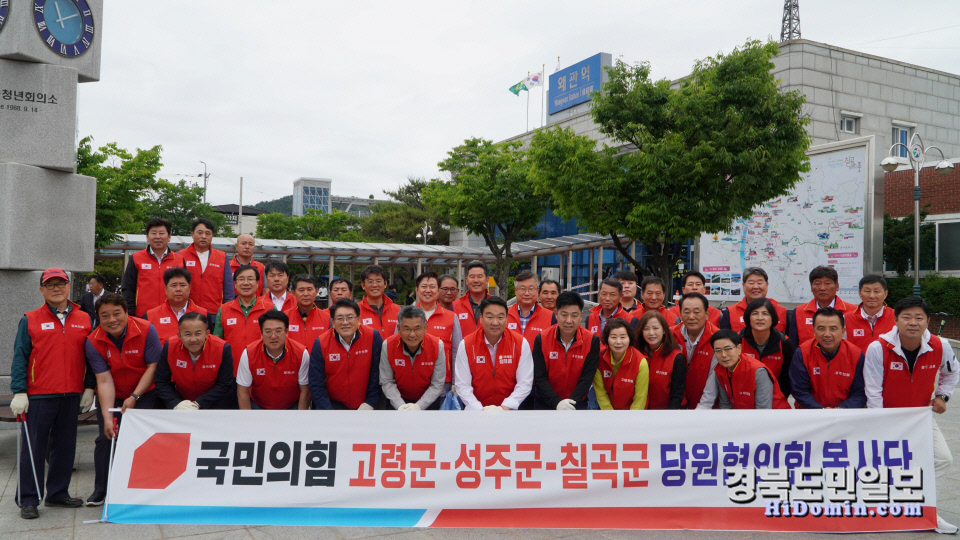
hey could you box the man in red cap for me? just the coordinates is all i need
[11,269,93,519]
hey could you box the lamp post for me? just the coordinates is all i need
[416,222,433,245]
[199,161,210,204]
[881,133,954,297]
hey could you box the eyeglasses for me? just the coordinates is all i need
[42,282,69,290]
[262,329,285,337]
[515,286,538,293]
[335,315,358,323]
[713,346,737,355]
[440,287,459,293]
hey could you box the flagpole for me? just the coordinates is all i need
[526,71,530,132]
[541,63,545,128]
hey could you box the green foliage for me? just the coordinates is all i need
[255,209,365,241]
[882,212,935,276]
[425,138,550,298]
[251,195,293,216]
[362,177,450,244]
[528,40,811,279]
[885,275,960,316]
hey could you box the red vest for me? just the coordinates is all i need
[646,345,682,410]
[384,333,440,401]
[724,297,787,333]
[166,335,227,401]
[219,297,273,375]
[262,293,296,313]
[794,297,857,344]
[24,303,90,395]
[740,336,785,379]
[672,323,719,409]
[507,304,554,343]
[634,304,670,321]
[799,339,862,408]
[131,249,185,316]
[87,317,154,400]
[714,355,791,409]
[179,245,228,314]
[359,296,400,336]
[316,327,377,409]
[585,305,637,335]
[245,339,307,410]
[598,347,646,410]
[463,328,524,408]
[452,294,488,336]
[145,300,204,343]
[880,334,944,408]
[667,305,722,328]
[422,305,456,383]
[538,325,595,402]
[844,306,896,353]
[284,306,330,349]
[229,256,265,293]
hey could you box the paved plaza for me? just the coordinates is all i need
[0,407,956,540]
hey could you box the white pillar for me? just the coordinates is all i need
[457,259,463,292]
[328,256,335,284]
[597,246,604,290]
[417,258,422,276]
[531,255,537,275]
[567,250,573,291]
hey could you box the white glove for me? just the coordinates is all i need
[398,403,421,411]
[482,405,504,412]
[174,400,200,410]
[556,399,577,411]
[357,403,374,411]
[79,389,95,413]
[11,393,28,416]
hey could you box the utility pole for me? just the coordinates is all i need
[780,0,801,42]
[199,161,210,204]
[238,177,244,235]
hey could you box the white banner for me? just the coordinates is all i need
[105,408,937,532]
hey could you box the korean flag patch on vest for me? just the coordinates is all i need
[813,367,821,375]
[476,355,485,364]
[41,322,55,330]
[396,358,405,367]
[160,317,171,324]
[362,318,373,325]
[458,313,469,320]
[256,368,266,375]
[853,329,865,337]
[329,354,340,362]
[141,263,152,270]
[185,260,196,267]
[549,351,559,360]
[507,323,518,330]
[176,360,188,368]
[890,361,904,371]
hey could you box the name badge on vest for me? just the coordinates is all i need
[507,323,518,330]
[141,263,152,270]
[476,355,485,363]
[362,318,373,325]
[41,322,55,330]
[256,368,266,375]
[185,260,196,267]
[289,325,299,332]
[549,351,559,360]
[329,354,340,362]
[500,356,513,364]
[458,313,469,320]
[890,361,904,371]
[396,358,405,367]
[226,318,237,326]
[160,317,171,324]
[813,367,821,375]
[806,318,813,325]
[853,329,865,337]
[176,360,188,368]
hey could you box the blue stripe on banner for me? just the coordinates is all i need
[107,504,427,527]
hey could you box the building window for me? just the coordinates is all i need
[938,222,960,271]
[892,126,911,158]
[840,116,858,134]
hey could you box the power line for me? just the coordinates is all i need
[849,24,960,46]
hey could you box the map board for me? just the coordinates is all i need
[697,137,876,304]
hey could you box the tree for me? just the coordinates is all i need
[528,40,811,280]
[363,177,450,244]
[142,179,228,236]
[883,211,935,276]
[251,195,293,216]
[424,138,549,298]
[255,209,364,241]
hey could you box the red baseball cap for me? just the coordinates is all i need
[40,268,70,284]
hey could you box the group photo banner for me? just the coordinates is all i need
[106,408,936,532]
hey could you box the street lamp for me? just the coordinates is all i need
[881,133,954,297]
[416,222,433,244]
[199,161,210,204]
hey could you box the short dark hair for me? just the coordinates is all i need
[88,273,106,286]
[743,267,769,283]
[614,270,638,283]
[332,298,361,317]
[179,311,208,327]
[478,295,508,315]
[259,309,289,329]
[163,267,192,286]
[398,305,426,323]
[601,318,635,348]
[679,292,709,311]
[808,265,839,285]
[812,306,846,328]
[330,278,353,292]
[145,217,172,235]
[859,274,887,291]
[682,271,707,288]
[233,264,260,283]
[640,276,665,293]
[744,297,780,329]
[554,291,584,311]
[894,296,930,318]
[191,217,215,233]
[292,274,317,289]
[710,329,741,347]
[439,274,458,288]
[635,311,679,356]
[95,293,127,314]
[416,271,439,287]
[538,279,560,293]
[264,261,289,277]
[360,265,385,282]
[466,260,487,276]
[600,278,622,293]
[515,270,537,283]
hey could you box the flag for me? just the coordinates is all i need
[525,71,543,88]
[508,80,527,96]
[554,57,561,73]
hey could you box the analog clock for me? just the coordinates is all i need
[33,0,94,57]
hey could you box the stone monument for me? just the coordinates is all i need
[0,0,102,389]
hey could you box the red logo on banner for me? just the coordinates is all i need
[128,433,191,489]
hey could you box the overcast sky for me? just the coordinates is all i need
[76,1,960,207]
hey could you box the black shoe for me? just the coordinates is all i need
[44,497,83,508]
[20,505,39,519]
[85,492,106,507]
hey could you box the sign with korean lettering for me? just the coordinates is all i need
[105,408,937,532]
[548,53,605,115]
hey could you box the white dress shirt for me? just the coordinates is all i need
[454,332,533,411]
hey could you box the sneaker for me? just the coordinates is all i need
[44,497,83,508]
[937,515,959,535]
[85,492,106,507]
[20,505,39,519]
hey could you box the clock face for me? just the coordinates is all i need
[33,0,95,57]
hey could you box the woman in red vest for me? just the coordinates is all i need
[739,298,795,398]
[699,329,791,409]
[594,319,648,410]
[635,311,685,409]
